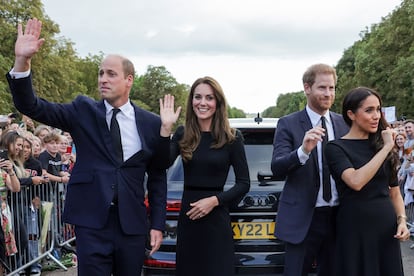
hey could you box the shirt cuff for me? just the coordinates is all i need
[9,68,30,79]
[297,146,310,165]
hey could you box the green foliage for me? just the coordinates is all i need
[336,0,413,119]
[228,107,246,118]
[262,91,306,118]
[261,106,277,118]
[131,65,189,125]
[0,0,97,114]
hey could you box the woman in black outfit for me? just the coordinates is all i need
[325,87,410,276]
[160,77,250,276]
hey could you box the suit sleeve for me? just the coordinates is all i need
[146,165,167,231]
[6,73,75,132]
[146,118,168,231]
[271,117,303,178]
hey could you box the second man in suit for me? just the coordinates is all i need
[271,64,348,276]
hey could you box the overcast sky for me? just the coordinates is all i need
[42,0,402,114]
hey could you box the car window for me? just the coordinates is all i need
[226,144,273,181]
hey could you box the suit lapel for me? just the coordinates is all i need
[299,110,320,186]
[131,103,148,152]
[331,113,347,139]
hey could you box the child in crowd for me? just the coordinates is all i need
[38,133,70,185]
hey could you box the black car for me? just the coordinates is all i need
[143,117,286,275]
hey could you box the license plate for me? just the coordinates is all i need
[232,222,275,239]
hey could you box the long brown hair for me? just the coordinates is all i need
[180,76,235,162]
[0,130,27,178]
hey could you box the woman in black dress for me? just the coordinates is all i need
[325,87,410,276]
[160,77,250,276]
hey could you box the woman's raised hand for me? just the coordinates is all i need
[159,94,181,137]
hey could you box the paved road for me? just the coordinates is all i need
[402,241,414,276]
[41,241,414,276]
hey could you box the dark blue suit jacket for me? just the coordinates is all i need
[7,73,168,235]
[271,109,348,244]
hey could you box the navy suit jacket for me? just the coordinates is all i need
[271,109,348,244]
[7,73,168,235]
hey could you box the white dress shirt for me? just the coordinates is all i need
[104,100,142,162]
[297,106,339,207]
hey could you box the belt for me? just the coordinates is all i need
[184,185,223,192]
[28,234,38,241]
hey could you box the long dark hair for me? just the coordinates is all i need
[342,87,399,183]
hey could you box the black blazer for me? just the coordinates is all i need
[7,73,168,235]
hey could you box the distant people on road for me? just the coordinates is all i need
[271,64,348,276]
[325,87,409,276]
[160,76,250,276]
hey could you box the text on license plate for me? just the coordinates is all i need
[231,222,275,239]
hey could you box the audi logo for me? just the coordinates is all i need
[242,194,277,207]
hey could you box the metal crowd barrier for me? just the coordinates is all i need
[0,180,76,275]
[406,202,414,250]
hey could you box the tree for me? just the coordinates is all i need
[279,92,306,117]
[0,0,100,116]
[228,107,246,118]
[132,65,188,125]
[336,0,414,119]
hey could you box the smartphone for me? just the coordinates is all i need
[0,150,8,160]
[66,146,72,154]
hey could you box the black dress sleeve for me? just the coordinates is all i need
[325,140,353,184]
[216,130,250,206]
[169,125,184,167]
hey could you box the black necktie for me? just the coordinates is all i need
[321,116,331,202]
[110,108,123,164]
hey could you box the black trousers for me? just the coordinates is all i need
[283,206,337,276]
[75,205,146,276]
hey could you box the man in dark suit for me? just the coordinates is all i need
[271,64,349,276]
[6,18,174,276]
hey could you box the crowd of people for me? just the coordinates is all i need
[0,116,76,275]
[1,17,413,276]
[393,119,414,226]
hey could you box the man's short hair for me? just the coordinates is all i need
[302,63,337,87]
[42,132,61,144]
[404,119,414,125]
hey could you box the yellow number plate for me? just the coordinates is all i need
[232,222,275,239]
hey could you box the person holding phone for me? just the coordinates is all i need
[0,157,20,276]
[58,134,74,174]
